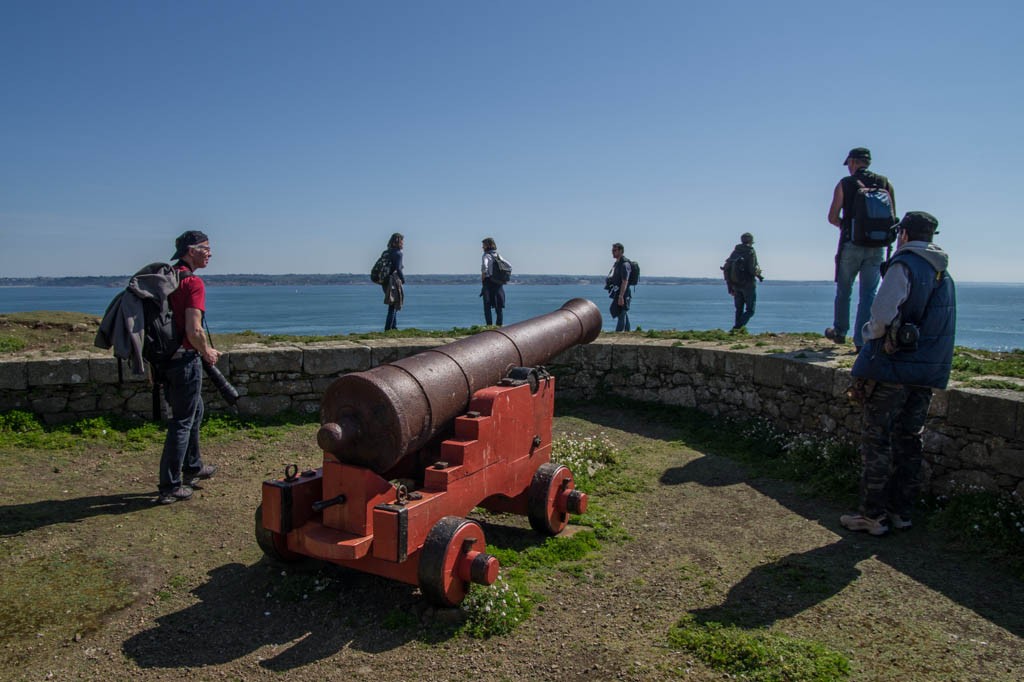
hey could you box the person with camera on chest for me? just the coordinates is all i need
[157,230,221,505]
[841,211,956,536]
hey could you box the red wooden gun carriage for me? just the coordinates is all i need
[255,299,601,606]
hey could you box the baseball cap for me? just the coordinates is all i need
[843,147,871,164]
[172,230,210,260]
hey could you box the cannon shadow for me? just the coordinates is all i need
[564,402,1024,638]
[0,492,156,536]
[122,560,462,671]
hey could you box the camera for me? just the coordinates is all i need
[886,321,920,354]
[202,360,240,405]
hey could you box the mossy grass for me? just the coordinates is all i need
[0,553,135,664]
[668,615,851,681]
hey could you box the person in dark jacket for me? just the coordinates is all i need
[606,243,633,332]
[724,232,764,331]
[826,147,896,349]
[480,237,508,326]
[841,211,955,536]
[383,233,405,331]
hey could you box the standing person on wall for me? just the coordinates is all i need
[383,233,405,331]
[606,243,633,332]
[480,237,510,326]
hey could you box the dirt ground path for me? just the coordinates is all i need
[2,404,1022,681]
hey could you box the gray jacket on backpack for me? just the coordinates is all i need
[95,263,180,375]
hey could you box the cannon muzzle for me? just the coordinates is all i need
[318,298,601,472]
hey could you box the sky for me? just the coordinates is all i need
[1,0,1021,282]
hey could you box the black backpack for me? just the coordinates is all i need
[849,176,897,247]
[625,259,639,286]
[722,252,751,287]
[370,250,393,284]
[490,254,512,284]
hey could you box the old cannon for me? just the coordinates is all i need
[256,298,601,606]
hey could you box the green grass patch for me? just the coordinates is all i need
[0,336,27,353]
[552,432,650,496]
[460,575,532,638]
[668,615,850,681]
[950,347,1024,380]
[925,491,1024,579]
[0,409,317,451]
[957,378,1023,392]
[0,553,135,664]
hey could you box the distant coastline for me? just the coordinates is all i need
[0,274,833,288]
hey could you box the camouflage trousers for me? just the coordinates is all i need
[858,382,933,519]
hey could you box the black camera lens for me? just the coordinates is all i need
[202,361,239,405]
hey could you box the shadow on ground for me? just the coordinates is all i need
[0,492,156,536]
[566,401,1024,639]
[122,560,460,671]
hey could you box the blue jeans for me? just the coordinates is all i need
[385,305,398,331]
[610,290,631,332]
[733,285,756,329]
[834,243,883,347]
[158,352,205,491]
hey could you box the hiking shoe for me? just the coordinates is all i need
[824,328,846,344]
[890,514,913,530]
[158,486,194,505]
[840,513,889,536]
[186,464,217,487]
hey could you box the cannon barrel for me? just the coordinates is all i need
[317,298,601,472]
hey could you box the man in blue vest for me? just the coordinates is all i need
[840,211,955,536]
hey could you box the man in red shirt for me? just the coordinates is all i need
[158,230,221,504]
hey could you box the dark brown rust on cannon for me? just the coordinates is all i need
[316,298,602,473]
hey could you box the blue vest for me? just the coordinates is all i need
[851,250,956,389]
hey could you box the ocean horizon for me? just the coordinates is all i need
[1,281,1021,352]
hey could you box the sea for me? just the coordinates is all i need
[1,282,1021,351]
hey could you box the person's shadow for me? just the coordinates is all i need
[0,492,156,536]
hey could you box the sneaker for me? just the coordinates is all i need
[824,328,846,344]
[840,513,889,536]
[890,514,913,530]
[185,464,217,487]
[158,486,194,505]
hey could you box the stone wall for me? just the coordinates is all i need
[2,338,1021,499]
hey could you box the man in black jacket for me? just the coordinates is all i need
[724,232,764,331]
[826,147,895,349]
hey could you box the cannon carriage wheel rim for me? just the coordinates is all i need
[527,462,574,536]
[418,516,487,607]
[254,504,303,562]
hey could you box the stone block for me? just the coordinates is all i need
[783,362,834,394]
[660,385,695,408]
[637,345,674,374]
[947,390,1017,439]
[932,470,1000,496]
[238,394,293,417]
[248,379,313,396]
[0,393,28,411]
[303,343,372,375]
[753,355,785,388]
[67,395,98,412]
[229,347,302,374]
[697,349,725,374]
[87,357,149,384]
[610,344,639,373]
[0,360,27,390]
[989,448,1024,478]
[367,341,446,366]
[26,359,90,386]
[958,442,988,468]
[928,389,948,418]
[722,352,755,378]
[580,342,613,371]
[31,395,68,413]
[671,346,699,373]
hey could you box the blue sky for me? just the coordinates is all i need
[1,1,1021,281]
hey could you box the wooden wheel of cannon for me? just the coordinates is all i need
[527,462,588,536]
[417,516,499,607]
[254,504,302,562]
